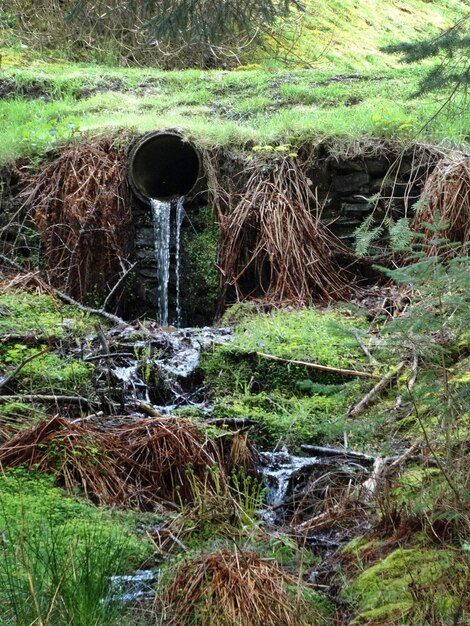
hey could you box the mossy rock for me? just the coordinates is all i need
[344,547,466,625]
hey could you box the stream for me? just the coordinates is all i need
[101,194,371,603]
[88,322,371,604]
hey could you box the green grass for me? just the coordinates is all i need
[267,0,468,71]
[0,469,153,626]
[0,62,469,164]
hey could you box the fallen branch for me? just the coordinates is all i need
[394,355,418,410]
[54,287,129,326]
[348,361,406,417]
[84,352,135,362]
[353,331,376,364]
[0,254,24,272]
[0,394,98,407]
[204,417,260,428]
[102,260,138,312]
[256,352,380,380]
[0,347,49,391]
[300,444,375,464]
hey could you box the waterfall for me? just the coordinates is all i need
[175,196,185,328]
[150,196,186,327]
[151,198,171,326]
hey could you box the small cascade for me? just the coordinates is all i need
[150,196,186,327]
[150,198,171,326]
[258,447,322,525]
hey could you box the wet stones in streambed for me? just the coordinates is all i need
[81,323,233,411]
[259,448,370,526]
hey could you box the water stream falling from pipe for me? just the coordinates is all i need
[151,198,171,326]
[175,196,185,328]
[150,197,185,326]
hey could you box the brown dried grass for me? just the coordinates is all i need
[0,415,226,509]
[159,548,319,626]
[216,157,355,314]
[412,156,470,254]
[21,135,133,302]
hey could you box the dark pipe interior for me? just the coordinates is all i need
[128,132,201,202]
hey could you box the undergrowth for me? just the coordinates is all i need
[0,468,153,626]
[202,307,371,449]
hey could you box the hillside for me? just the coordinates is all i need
[0,1,469,165]
[0,2,469,626]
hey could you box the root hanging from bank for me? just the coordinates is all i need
[0,415,226,509]
[216,157,356,314]
[412,156,470,254]
[20,135,133,302]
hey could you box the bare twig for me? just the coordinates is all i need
[256,351,380,379]
[348,361,406,417]
[0,347,50,390]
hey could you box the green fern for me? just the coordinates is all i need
[388,217,413,252]
[354,215,383,256]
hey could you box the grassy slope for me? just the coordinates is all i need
[0,0,469,164]
[274,0,467,70]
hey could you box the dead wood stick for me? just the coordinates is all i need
[53,288,129,326]
[204,417,259,428]
[0,333,52,346]
[71,411,104,424]
[353,331,376,364]
[385,442,422,473]
[102,261,138,312]
[84,352,135,362]
[394,355,418,409]
[348,361,406,418]
[0,254,24,272]
[0,394,97,407]
[0,347,49,390]
[255,352,380,380]
[300,444,375,463]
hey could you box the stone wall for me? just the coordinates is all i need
[130,141,441,323]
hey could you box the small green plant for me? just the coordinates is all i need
[0,469,153,626]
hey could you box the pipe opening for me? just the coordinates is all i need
[128,131,201,203]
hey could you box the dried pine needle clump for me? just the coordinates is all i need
[21,135,133,302]
[0,415,226,509]
[216,156,355,314]
[412,156,470,255]
[159,547,328,626]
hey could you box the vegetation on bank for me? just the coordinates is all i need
[0,1,469,624]
[0,63,468,165]
[0,0,469,165]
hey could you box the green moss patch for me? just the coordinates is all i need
[0,288,98,337]
[201,307,372,449]
[344,547,467,625]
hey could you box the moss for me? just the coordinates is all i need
[348,602,412,625]
[0,289,98,337]
[344,548,466,625]
[0,345,95,397]
[0,467,153,569]
[201,307,374,449]
[181,205,219,325]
